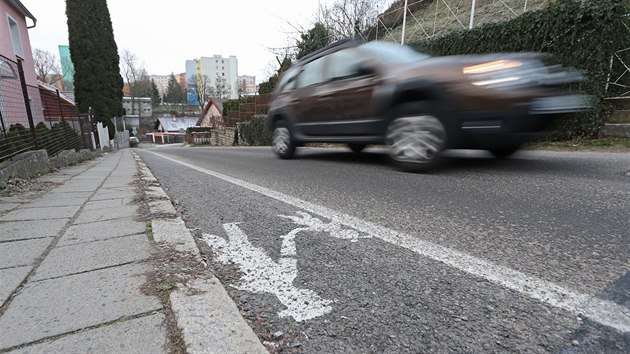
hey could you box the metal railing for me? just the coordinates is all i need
[0,54,95,163]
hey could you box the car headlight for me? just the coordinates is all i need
[462,60,522,74]
[463,59,584,89]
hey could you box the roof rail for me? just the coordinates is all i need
[297,35,364,64]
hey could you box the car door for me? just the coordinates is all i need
[324,48,379,136]
[292,57,333,135]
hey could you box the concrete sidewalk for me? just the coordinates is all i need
[0,149,267,353]
[0,150,165,352]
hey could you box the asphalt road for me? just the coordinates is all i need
[136,145,630,352]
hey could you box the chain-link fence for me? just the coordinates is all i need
[0,54,94,163]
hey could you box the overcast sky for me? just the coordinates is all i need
[23,0,331,81]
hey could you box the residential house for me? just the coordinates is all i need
[154,116,198,133]
[0,0,44,132]
[150,115,197,144]
[197,98,224,128]
[38,80,79,124]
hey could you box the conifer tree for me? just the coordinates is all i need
[66,0,123,138]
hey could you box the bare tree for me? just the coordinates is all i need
[121,49,149,115]
[318,0,381,41]
[188,74,215,110]
[214,74,232,99]
[33,48,61,85]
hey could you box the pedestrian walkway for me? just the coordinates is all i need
[0,150,166,352]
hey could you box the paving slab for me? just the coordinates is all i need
[33,234,150,281]
[0,203,20,212]
[82,198,134,211]
[36,175,72,184]
[0,219,68,242]
[0,206,80,222]
[8,313,166,354]
[171,278,267,354]
[0,238,53,268]
[91,189,136,201]
[58,218,146,246]
[53,182,103,192]
[0,266,30,305]
[0,263,161,349]
[44,191,92,199]
[73,205,138,224]
[27,196,88,208]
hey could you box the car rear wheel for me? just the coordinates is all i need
[348,143,366,153]
[386,105,446,172]
[489,144,521,158]
[272,123,296,159]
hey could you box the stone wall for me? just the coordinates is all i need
[0,149,102,183]
[188,128,236,146]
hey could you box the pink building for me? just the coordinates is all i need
[0,0,44,132]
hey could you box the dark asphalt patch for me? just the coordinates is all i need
[560,270,630,352]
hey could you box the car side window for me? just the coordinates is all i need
[297,58,326,88]
[278,67,299,93]
[327,49,363,81]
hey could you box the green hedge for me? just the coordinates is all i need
[239,115,271,146]
[409,0,629,139]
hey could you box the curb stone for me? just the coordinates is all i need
[131,151,267,353]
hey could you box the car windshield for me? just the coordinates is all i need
[358,41,429,64]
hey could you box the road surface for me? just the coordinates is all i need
[136,145,630,352]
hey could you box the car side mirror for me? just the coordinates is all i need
[357,62,376,77]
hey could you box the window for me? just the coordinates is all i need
[327,49,363,81]
[222,73,225,77]
[222,60,224,64]
[278,66,299,92]
[222,66,224,70]
[297,58,326,88]
[8,16,24,58]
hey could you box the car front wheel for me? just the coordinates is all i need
[272,123,296,159]
[386,105,446,172]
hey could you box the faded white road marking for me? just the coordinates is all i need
[203,222,333,322]
[203,212,370,321]
[146,150,630,333]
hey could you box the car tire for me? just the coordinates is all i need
[489,144,521,158]
[272,122,296,159]
[348,143,366,153]
[386,103,447,172]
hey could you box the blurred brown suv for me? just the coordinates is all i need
[268,39,590,171]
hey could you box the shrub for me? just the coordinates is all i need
[409,0,629,139]
[239,115,271,146]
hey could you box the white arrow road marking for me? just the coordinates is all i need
[203,223,333,322]
[146,150,630,333]
[203,212,370,322]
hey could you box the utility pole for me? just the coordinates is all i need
[469,0,477,29]
[401,0,408,44]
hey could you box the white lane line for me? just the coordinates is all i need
[145,150,630,333]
